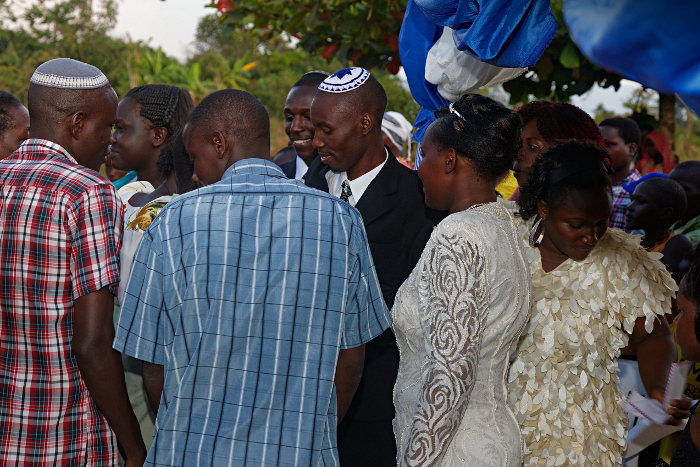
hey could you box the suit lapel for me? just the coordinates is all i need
[354,153,400,226]
[304,156,331,192]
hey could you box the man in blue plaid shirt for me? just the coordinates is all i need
[114,89,391,467]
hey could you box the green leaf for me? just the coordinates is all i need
[534,53,553,81]
[222,22,235,36]
[559,40,580,69]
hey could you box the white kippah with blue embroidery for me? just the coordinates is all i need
[30,58,109,89]
[318,67,370,93]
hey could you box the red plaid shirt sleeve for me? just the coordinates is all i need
[0,140,123,466]
[70,182,123,298]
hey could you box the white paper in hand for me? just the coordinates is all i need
[623,361,692,425]
[624,389,673,424]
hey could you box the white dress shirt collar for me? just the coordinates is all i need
[294,155,309,181]
[325,148,389,206]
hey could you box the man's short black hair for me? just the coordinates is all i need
[643,177,687,224]
[672,160,700,179]
[0,91,24,138]
[292,72,329,90]
[187,89,270,147]
[599,117,642,147]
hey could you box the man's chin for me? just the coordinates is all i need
[322,155,347,172]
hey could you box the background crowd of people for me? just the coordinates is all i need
[0,49,699,467]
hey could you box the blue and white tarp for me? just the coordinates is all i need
[564,0,700,116]
[399,0,556,167]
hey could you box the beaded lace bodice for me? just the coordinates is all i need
[392,203,532,467]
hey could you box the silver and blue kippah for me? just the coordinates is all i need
[30,58,109,89]
[318,67,370,93]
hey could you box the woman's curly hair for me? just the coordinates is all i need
[518,140,612,220]
[517,101,606,148]
[430,93,523,180]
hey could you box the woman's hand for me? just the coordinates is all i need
[651,388,692,425]
[666,396,692,425]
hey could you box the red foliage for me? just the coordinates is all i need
[390,10,404,21]
[387,56,401,75]
[217,0,232,14]
[322,43,339,60]
[386,34,399,52]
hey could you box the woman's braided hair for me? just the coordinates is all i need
[517,101,606,148]
[430,93,523,180]
[518,140,612,220]
[125,85,194,180]
[124,84,194,141]
[681,245,700,342]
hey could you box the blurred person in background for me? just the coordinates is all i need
[599,117,641,231]
[280,71,329,180]
[511,101,606,201]
[0,91,30,159]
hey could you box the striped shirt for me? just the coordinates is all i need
[114,159,391,467]
[0,139,122,466]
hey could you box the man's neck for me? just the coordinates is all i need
[346,144,386,181]
[28,132,72,156]
[642,224,671,249]
[611,165,631,186]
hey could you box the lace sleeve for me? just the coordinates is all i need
[400,228,489,467]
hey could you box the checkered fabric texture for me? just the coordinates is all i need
[610,169,641,230]
[0,139,123,466]
[114,159,391,467]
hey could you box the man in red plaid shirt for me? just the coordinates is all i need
[0,59,146,466]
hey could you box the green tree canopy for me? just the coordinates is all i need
[212,0,624,105]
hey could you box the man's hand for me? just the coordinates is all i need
[73,286,147,463]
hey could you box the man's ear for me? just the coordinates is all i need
[212,130,227,160]
[444,148,457,175]
[152,127,168,148]
[537,199,549,221]
[360,113,374,136]
[628,142,638,160]
[68,112,85,141]
[660,206,675,222]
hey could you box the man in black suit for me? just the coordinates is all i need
[305,67,445,467]
[279,71,330,180]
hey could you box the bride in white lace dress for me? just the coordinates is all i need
[392,95,532,467]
